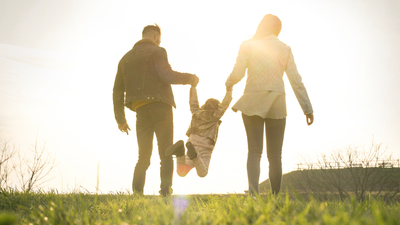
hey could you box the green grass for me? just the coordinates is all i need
[1,189,400,224]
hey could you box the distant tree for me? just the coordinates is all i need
[0,139,16,189]
[13,138,57,192]
[294,140,400,201]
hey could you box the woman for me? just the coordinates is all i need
[225,14,314,196]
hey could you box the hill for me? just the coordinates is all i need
[259,167,400,198]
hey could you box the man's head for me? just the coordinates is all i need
[254,14,282,38]
[201,98,220,111]
[142,24,161,45]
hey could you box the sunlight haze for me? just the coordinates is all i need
[1,0,400,195]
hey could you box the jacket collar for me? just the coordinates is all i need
[133,39,158,48]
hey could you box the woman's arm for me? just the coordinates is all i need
[213,90,233,119]
[285,47,314,116]
[225,42,249,90]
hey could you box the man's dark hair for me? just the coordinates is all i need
[142,24,161,37]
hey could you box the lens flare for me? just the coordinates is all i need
[172,195,190,220]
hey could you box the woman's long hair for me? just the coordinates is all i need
[253,14,282,39]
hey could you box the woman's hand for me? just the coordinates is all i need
[306,113,314,126]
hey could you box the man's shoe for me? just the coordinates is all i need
[159,188,173,197]
[186,141,197,160]
[165,140,185,157]
[132,189,144,196]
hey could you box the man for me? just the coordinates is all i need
[113,24,199,196]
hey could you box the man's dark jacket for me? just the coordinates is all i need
[113,39,196,124]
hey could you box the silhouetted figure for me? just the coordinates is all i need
[113,24,199,196]
[225,14,314,196]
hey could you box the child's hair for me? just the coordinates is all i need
[201,98,220,110]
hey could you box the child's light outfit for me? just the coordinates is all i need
[177,87,232,177]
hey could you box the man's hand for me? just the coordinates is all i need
[306,113,314,126]
[191,75,199,87]
[118,123,131,135]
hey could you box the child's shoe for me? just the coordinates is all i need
[186,141,197,160]
[165,140,185,157]
[177,164,193,177]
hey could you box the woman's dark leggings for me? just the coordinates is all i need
[242,113,286,195]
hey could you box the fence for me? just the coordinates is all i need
[296,159,400,170]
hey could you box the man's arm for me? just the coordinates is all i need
[112,62,127,125]
[154,47,198,85]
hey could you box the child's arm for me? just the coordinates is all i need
[189,87,200,114]
[213,90,233,119]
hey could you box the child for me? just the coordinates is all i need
[166,85,232,177]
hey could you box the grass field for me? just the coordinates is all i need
[1,189,400,225]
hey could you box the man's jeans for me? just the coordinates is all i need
[133,101,174,195]
[242,113,286,196]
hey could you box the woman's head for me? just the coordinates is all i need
[254,14,282,39]
[201,98,220,110]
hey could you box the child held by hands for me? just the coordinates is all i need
[166,83,233,177]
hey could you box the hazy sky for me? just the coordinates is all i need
[1,0,400,195]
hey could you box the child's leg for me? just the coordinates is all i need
[192,147,213,177]
[176,155,194,177]
[187,134,215,177]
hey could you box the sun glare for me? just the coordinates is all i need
[3,0,398,195]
